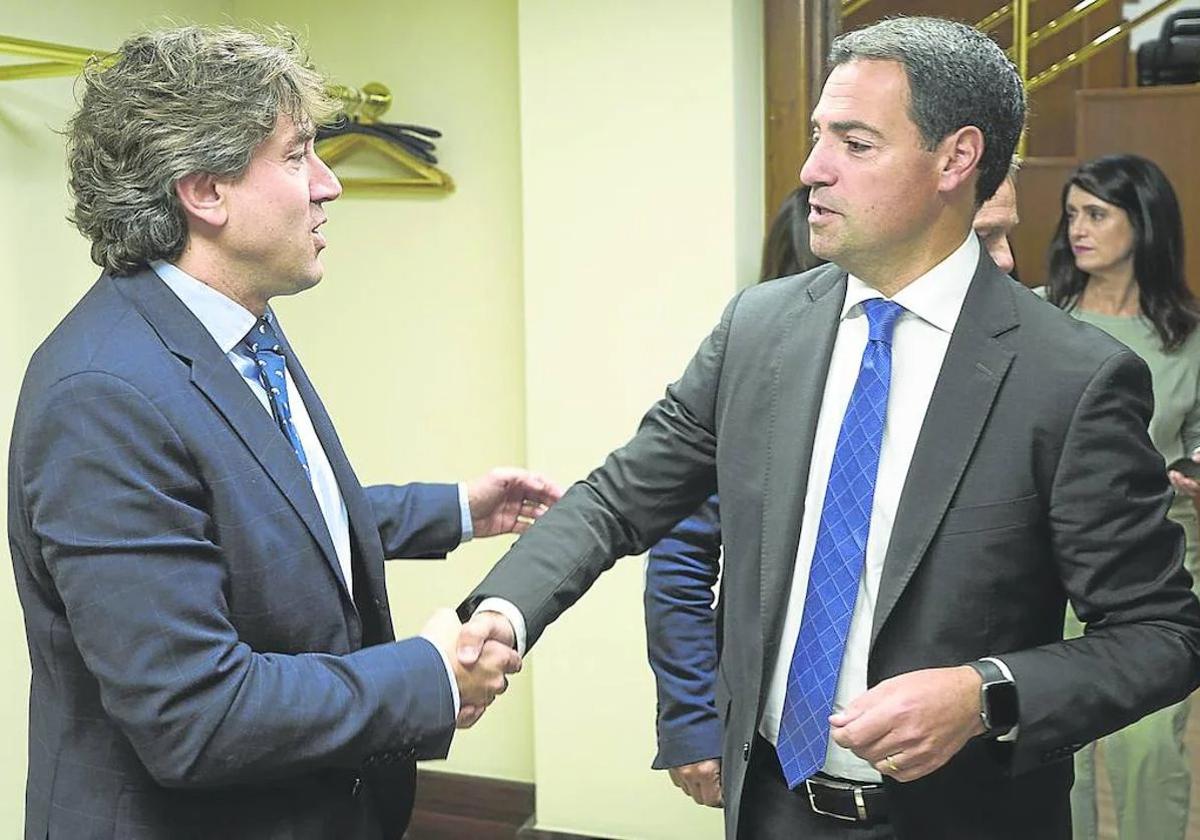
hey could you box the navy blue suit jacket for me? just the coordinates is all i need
[8,270,462,839]
[644,494,723,769]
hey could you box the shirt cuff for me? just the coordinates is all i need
[419,636,460,718]
[458,482,474,543]
[982,656,1019,741]
[474,598,527,657]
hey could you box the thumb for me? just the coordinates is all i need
[456,618,489,666]
[829,704,864,728]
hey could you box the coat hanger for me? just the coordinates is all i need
[0,33,110,81]
[0,34,454,195]
[316,83,455,194]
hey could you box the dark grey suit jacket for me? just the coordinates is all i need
[9,270,463,839]
[468,256,1200,839]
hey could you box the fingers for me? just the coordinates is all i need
[456,704,486,729]
[510,475,560,531]
[467,468,564,537]
[872,751,912,781]
[514,470,564,507]
[829,698,889,752]
[827,702,864,729]
[456,611,515,666]
[455,636,521,711]
[833,666,983,783]
[667,760,723,808]
[477,638,522,679]
[1168,471,1200,497]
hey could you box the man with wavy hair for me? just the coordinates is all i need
[8,25,556,839]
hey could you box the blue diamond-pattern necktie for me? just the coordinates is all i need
[241,315,309,472]
[776,297,904,789]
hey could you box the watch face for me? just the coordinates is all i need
[985,681,1019,730]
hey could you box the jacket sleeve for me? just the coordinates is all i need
[367,482,463,559]
[17,370,457,788]
[461,290,745,647]
[644,495,723,769]
[1001,349,1200,774]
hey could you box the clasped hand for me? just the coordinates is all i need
[422,609,522,728]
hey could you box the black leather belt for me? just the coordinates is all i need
[803,773,890,824]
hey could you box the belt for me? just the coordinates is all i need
[803,773,891,825]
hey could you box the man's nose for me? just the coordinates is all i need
[310,150,343,202]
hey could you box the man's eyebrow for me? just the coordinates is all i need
[288,125,317,146]
[811,119,885,139]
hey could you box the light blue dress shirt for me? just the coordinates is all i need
[152,261,474,714]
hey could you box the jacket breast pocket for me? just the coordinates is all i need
[938,493,1040,537]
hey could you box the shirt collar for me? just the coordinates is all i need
[151,260,263,354]
[841,232,979,335]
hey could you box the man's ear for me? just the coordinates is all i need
[175,172,227,229]
[936,125,985,196]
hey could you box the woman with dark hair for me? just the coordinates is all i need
[1046,154,1200,840]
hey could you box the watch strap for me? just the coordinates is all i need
[966,659,1015,737]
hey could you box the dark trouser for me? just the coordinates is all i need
[737,735,896,840]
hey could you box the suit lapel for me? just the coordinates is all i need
[759,269,846,664]
[869,259,1019,649]
[272,325,389,615]
[113,272,347,598]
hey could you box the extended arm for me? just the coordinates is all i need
[18,372,459,788]
[461,292,745,645]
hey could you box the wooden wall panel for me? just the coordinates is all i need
[764,0,1140,248]
[1012,157,1078,288]
[764,0,839,221]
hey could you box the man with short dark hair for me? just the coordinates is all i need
[646,169,1024,813]
[458,16,1200,838]
[9,25,557,839]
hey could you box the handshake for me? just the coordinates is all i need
[421,609,522,729]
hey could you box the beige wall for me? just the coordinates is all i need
[1,1,763,836]
[518,1,762,836]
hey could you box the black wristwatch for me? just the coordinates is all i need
[966,659,1019,738]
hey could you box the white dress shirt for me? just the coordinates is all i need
[758,234,981,781]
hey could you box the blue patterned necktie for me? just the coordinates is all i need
[776,297,904,789]
[241,315,309,472]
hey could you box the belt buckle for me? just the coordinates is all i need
[804,777,869,822]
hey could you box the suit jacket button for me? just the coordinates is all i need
[742,742,751,762]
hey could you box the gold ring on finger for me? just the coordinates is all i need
[885,754,901,773]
